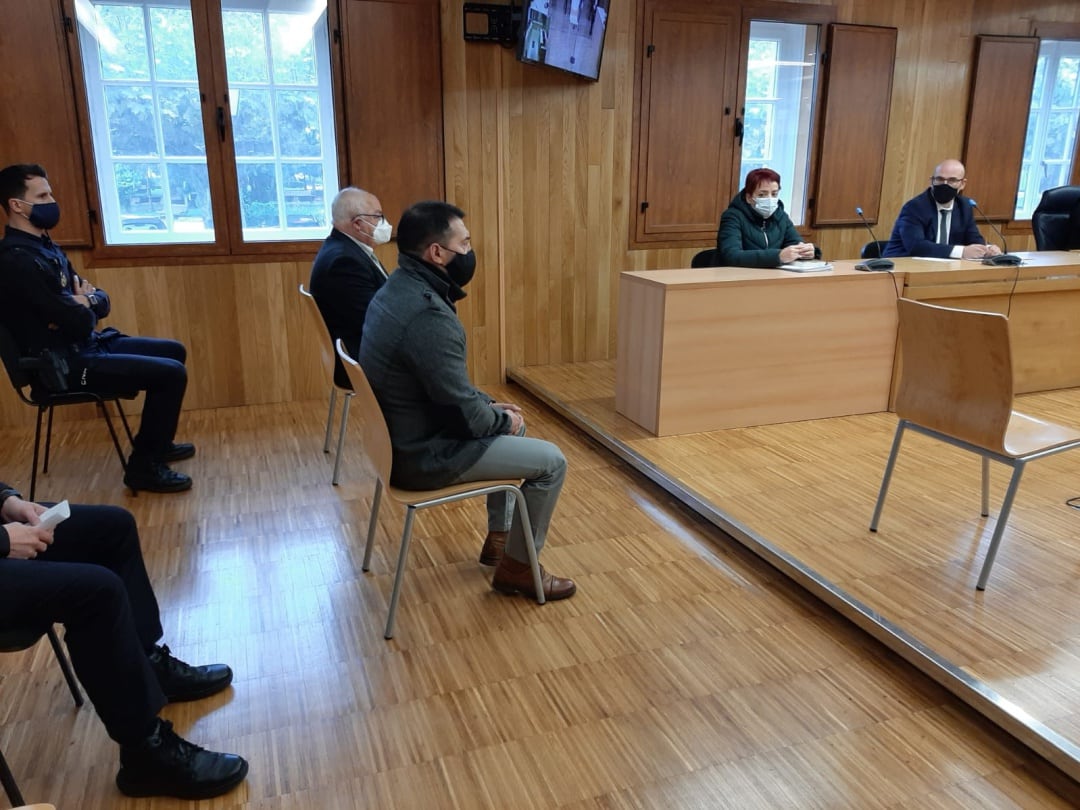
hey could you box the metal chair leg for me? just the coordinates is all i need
[114,399,134,446]
[976,462,1026,591]
[29,407,45,503]
[362,478,382,573]
[980,456,990,517]
[331,393,353,486]
[45,628,83,707]
[0,743,26,807]
[384,507,417,639]
[323,386,337,453]
[870,421,907,532]
[511,489,546,605]
[43,405,56,474]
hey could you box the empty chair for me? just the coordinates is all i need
[1031,185,1080,250]
[335,340,544,639]
[869,298,1080,589]
[298,284,354,485]
[0,625,84,807]
[691,248,719,268]
[860,240,890,259]
[0,322,135,501]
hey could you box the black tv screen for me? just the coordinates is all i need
[518,0,609,81]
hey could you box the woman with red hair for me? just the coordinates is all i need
[715,168,817,267]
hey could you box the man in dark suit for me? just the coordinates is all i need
[883,158,1003,259]
[308,187,391,388]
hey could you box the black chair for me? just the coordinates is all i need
[0,323,136,501]
[860,240,890,259]
[1031,185,1080,250]
[0,625,84,807]
[691,248,718,268]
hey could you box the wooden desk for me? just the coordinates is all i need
[615,263,899,435]
[892,251,1080,393]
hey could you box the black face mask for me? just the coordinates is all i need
[931,184,959,205]
[444,248,477,287]
[16,199,61,230]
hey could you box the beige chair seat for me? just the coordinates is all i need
[1003,411,1080,457]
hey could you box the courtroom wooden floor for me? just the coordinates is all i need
[0,390,1076,808]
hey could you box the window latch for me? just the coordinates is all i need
[216,106,227,142]
[734,116,744,145]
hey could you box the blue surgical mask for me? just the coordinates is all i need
[753,197,779,218]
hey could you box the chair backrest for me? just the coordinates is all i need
[0,320,33,393]
[1031,185,1080,250]
[690,248,718,268]
[895,298,1013,453]
[860,240,890,259]
[298,283,345,389]
[335,339,394,489]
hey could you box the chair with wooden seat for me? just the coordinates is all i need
[0,625,84,807]
[869,298,1080,589]
[335,340,545,639]
[0,323,135,501]
[298,284,354,485]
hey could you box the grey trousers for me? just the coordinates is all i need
[452,434,567,563]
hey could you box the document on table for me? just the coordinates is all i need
[779,261,833,272]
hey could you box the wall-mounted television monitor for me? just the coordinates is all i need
[518,0,609,81]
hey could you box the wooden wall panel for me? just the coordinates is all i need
[2,0,1080,428]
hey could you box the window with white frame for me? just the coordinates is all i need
[739,20,820,226]
[1015,39,1080,220]
[74,0,338,247]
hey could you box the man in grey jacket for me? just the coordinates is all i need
[359,201,575,600]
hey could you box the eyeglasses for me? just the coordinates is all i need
[354,212,385,221]
[931,176,965,188]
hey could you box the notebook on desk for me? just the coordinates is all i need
[779,261,832,272]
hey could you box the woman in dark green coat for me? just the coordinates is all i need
[715,168,817,267]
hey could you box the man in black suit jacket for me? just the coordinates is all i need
[309,187,391,387]
[883,158,1003,260]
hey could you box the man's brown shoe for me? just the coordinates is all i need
[479,530,508,566]
[492,555,576,601]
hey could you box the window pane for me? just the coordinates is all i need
[238,163,281,229]
[232,89,275,156]
[96,5,150,81]
[223,0,338,243]
[105,86,158,156]
[276,90,322,157]
[76,1,214,245]
[150,7,197,81]
[223,11,269,84]
[740,21,819,226]
[160,87,205,156]
[1015,40,1080,219]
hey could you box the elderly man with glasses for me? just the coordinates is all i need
[309,187,393,389]
[882,158,1002,259]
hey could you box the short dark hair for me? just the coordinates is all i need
[397,201,466,255]
[0,164,48,215]
[741,167,781,197]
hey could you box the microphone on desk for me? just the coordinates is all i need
[854,206,894,270]
[966,198,1022,266]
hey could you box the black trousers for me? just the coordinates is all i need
[0,504,166,744]
[73,334,188,459]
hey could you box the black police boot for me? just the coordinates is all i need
[124,455,192,493]
[116,718,248,799]
[158,442,196,462]
[149,644,233,702]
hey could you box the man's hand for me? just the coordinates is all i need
[778,245,802,264]
[73,275,96,296]
[3,523,53,559]
[492,402,525,435]
[962,244,990,260]
[984,244,1003,257]
[0,496,45,525]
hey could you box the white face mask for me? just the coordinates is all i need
[372,217,392,246]
[753,196,779,218]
